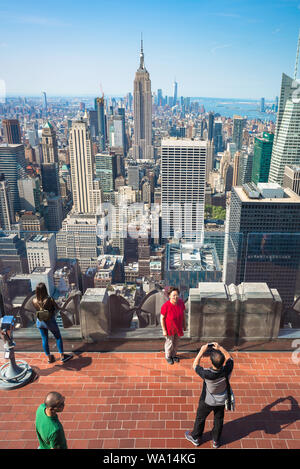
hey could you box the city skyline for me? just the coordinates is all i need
[1,0,300,98]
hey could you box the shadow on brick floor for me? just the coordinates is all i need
[205,396,300,445]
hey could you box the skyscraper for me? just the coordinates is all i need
[127,163,139,190]
[173,80,178,106]
[41,121,58,163]
[268,73,300,185]
[0,174,15,230]
[95,96,106,152]
[95,152,117,193]
[108,110,126,155]
[42,91,48,115]
[283,164,300,195]
[0,143,26,212]
[133,39,154,160]
[232,116,245,151]
[2,119,21,144]
[41,163,61,197]
[69,119,99,214]
[161,138,207,242]
[224,182,300,308]
[251,133,274,184]
[207,112,214,142]
[157,89,163,106]
[213,120,223,153]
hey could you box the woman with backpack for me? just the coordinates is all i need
[32,282,72,364]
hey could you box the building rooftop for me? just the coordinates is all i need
[31,267,52,274]
[167,243,221,272]
[27,234,53,243]
[236,185,300,203]
[161,138,207,147]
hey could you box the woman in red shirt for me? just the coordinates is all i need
[160,286,186,365]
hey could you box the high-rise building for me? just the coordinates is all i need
[95,96,106,151]
[17,176,43,213]
[2,119,21,144]
[237,151,253,186]
[56,214,101,272]
[173,80,178,106]
[0,143,26,212]
[268,73,300,185]
[69,119,100,214]
[157,89,163,106]
[41,121,58,163]
[213,120,223,153]
[44,194,63,232]
[133,39,154,160]
[41,163,60,197]
[0,174,15,230]
[0,233,28,274]
[28,129,39,147]
[127,163,139,190]
[26,233,56,274]
[224,182,300,308]
[161,138,207,242]
[207,112,214,142]
[251,133,274,184]
[42,91,48,115]
[88,110,98,140]
[108,111,126,155]
[283,164,300,195]
[260,97,265,112]
[232,116,245,151]
[95,152,117,193]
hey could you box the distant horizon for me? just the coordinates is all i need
[4,94,278,102]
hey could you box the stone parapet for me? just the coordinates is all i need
[188,282,282,342]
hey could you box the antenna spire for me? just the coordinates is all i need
[294,29,300,80]
[140,33,145,69]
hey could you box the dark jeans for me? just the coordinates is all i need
[37,317,64,356]
[191,399,225,442]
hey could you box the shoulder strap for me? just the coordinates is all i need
[38,296,49,311]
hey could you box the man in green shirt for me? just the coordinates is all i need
[35,391,68,449]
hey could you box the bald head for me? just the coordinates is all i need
[44,392,65,410]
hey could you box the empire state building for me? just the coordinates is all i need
[133,40,154,160]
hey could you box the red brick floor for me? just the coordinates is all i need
[0,351,300,450]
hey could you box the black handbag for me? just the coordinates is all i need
[36,298,52,322]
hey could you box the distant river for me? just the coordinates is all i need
[192,97,277,122]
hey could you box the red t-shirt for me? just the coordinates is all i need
[161,299,185,337]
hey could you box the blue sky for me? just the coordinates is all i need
[1,0,300,99]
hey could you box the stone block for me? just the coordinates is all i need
[80,288,110,342]
[188,282,282,342]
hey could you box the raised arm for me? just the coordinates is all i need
[192,344,209,370]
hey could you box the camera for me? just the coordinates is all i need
[203,343,215,357]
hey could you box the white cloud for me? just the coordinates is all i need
[0,12,71,27]
[210,43,232,54]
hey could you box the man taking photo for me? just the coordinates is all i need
[185,342,234,449]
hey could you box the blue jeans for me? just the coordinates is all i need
[37,317,64,356]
